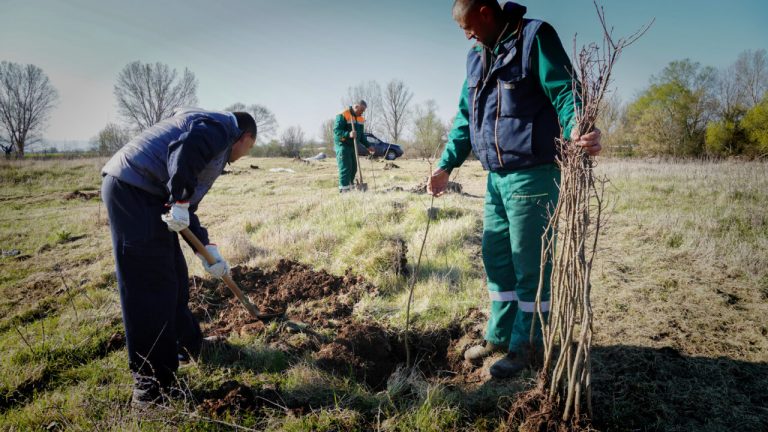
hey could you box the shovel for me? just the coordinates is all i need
[349,116,368,191]
[180,228,283,321]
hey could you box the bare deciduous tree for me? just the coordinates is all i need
[734,49,768,107]
[319,118,335,156]
[343,81,383,135]
[411,100,447,158]
[114,61,197,131]
[716,64,747,119]
[596,92,629,155]
[382,79,413,143]
[91,122,133,156]
[0,61,58,158]
[281,125,305,157]
[704,62,751,156]
[224,103,279,143]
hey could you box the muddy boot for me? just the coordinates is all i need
[489,344,543,379]
[464,341,505,364]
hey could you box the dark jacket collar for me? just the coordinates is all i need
[501,1,527,22]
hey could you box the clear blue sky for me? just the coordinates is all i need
[1,0,766,145]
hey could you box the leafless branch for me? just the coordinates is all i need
[114,61,198,131]
[14,326,36,356]
[528,2,653,426]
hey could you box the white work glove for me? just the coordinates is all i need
[161,201,190,232]
[197,244,230,279]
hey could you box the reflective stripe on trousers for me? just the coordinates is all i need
[487,290,551,313]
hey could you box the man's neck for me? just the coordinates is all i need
[483,19,510,50]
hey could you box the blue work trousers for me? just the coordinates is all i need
[101,175,201,388]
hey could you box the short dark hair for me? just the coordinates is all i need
[355,100,367,108]
[452,0,503,20]
[232,111,257,139]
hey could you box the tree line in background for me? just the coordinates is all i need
[598,49,768,158]
[95,63,443,159]
[1,49,766,159]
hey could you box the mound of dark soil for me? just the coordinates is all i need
[189,260,490,416]
[189,259,376,335]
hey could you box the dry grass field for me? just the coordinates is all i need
[0,156,766,431]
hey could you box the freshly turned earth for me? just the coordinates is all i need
[187,259,489,416]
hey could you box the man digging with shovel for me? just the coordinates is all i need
[333,100,374,192]
[101,109,257,408]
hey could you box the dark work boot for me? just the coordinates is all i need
[489,344,543,379]
[179,335,228,366]
[178,336,203,366]
[464,341,506,364]
[130,377,164,410]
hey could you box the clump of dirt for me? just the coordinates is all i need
[390,237,408,276]
[408,180,463,194]
[198,380,282,417]
[105,331,126,352]
[314,322,393,389]
[64,190,100,200]
[445,181,464,194]
[383,162,400,170]
[199,381,257,415]
[369,237,409,277]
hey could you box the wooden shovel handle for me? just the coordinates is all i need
[349,119,364,184]
[180,228,274,321]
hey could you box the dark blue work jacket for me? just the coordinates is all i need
[466,19,561,172]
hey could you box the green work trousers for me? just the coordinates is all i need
[482,163,560,352]
[335,143,358,189]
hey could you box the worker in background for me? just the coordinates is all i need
[333,100,374,192]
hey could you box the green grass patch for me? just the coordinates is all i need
[1,157,767,430]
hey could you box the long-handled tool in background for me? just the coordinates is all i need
[180,228,282,321]
[349,114,368,192]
